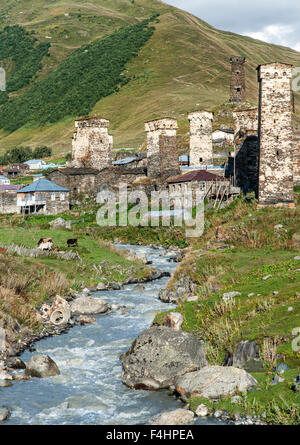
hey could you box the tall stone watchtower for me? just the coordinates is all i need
[230,56,246,103]
[72,117,112,170]
[257,63,294,207]
[145,118,179,179]
[188,111,213,167]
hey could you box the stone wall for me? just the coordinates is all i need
[232,108,259,192]
[230,56,246,103]
[188,111,213,166]
[145,118,179,179]
[72,117,112,170]
[0,192,18,214]
[293,130,300,185]
[257,63,294,206]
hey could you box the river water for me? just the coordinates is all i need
[1,244,224,425]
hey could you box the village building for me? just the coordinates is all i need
[212,128,234,147]
[0,185,22,214]
[145,118,180,179]
[167,170,231,204]
[0,174,10,185]
[17,178,70,214]
[230,56,246,103]
[24,159,47,171]
[46,167,99,203]
[188,111,214,167]
[71,117,112,170]
[257,63,294,207]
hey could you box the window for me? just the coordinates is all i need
[60,193,65,201]
[199,157,203,163]
[51,193,55,201]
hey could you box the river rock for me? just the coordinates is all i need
[50,296,71,325]
[195,404,209,417]
[120,326,207,390]
[0,380,12,387]
[70,297,109,316]
[0,370,12,381]
[175,366,257,401]
[6,357,26,370]
[25,354,60,378]
[150,409,194,425]
[159,277,197,304]
[0,407,10,422]
[96,282,108,291]
[76,315,96,325]
[163,312,183,330]
[223,340,260,368]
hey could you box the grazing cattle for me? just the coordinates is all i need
[38,238,53,251]
[67,238,78,248]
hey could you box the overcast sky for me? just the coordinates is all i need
[165,0,300,51]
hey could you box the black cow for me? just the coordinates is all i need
[67,238,78,248]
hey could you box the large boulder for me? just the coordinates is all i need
[120,326,207,390]
[150,409,194,425]
[175,366,257,401]
[0,407,10,423]
[25,354,60,378]
[70,297,109,316]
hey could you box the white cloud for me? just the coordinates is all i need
[244,24,299,50]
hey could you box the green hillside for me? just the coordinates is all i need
[0,0,300,156]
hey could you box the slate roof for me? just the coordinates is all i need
[17,178,69,193]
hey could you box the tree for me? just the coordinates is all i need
[33,146,52,159]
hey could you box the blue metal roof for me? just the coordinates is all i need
[17,178,69,193]
[112,157,137,165]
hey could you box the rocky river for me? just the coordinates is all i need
[0,244,225,425]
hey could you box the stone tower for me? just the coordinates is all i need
[230,57,246,103]
[188,111,213,167]
[145,118,179,179]
[72,117,112,170]
[257,63,294,207]
[232,108,259,191]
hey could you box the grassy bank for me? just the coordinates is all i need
[154,196,300,424]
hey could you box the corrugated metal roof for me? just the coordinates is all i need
[112,157,137,165]
[17,178,69,193]
[168,170,228,184]
[0,185,22,191]
[55,167,99,176]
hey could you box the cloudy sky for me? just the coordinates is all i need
[165,0,300,52]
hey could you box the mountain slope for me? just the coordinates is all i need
[0,0,299,155]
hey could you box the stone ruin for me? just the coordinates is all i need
[257,63,295,207]
[71,117,112,170]
[145,118,180,179]
[230,56,246,103]
[188,111,213,166]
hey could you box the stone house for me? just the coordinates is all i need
[17,178,70,215]
[46,167,99,202]
[0,185,22,214]
[167,170,229,202]
[212,129,234,147]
